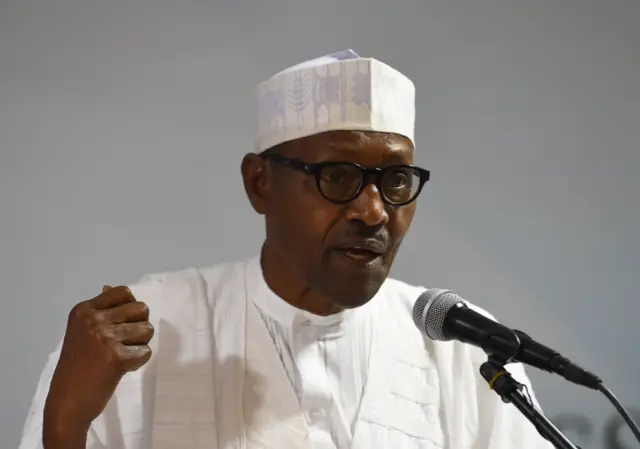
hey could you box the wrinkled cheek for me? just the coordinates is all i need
[396,204,417,229]
[390,206,416,241]
[384,242,402,268]
[279,204,323,264]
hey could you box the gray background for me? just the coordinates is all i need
[1,1,638,448]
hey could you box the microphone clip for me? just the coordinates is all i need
[479,355,582,449]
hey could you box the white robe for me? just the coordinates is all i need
[248,254,373,449]
[18,255,555,449]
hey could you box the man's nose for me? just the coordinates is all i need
[343,183,389,227]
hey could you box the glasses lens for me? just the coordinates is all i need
[318,163,363,201]
[381,167,422,204]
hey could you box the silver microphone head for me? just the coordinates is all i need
[412,289,465,341]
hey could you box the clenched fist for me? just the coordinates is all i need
[43,285,154,447]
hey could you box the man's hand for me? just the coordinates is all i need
[43,285,154,448]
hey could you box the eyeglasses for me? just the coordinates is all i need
[262,154,430,206]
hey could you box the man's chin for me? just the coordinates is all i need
[324,277,387,310]
[309,257,391,308]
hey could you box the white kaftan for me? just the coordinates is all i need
[18,255,555,449]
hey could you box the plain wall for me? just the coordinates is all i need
[1,1,638,448]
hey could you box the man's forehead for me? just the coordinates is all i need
[254,49,416,156]
[327,130,411,146]
[323,130,412,152]
[283,130,414,163]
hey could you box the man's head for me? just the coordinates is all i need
[242,49,427,313]
[242,129,428,311]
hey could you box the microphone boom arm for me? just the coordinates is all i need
[479,355,582,449]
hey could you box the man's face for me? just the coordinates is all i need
[243,130,420,309]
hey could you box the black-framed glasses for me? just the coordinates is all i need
[262,154,430,206]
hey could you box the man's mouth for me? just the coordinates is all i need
[331,237,388,264]
[335,247,383,262]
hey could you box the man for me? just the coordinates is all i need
[19,50,554,449]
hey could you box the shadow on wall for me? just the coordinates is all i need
[551,408,640,449]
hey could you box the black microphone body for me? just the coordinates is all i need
[443,302,523,361]
[413,289,602,390]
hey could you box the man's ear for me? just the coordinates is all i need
[241,153,271,215]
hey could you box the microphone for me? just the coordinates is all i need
[412,288,602,390]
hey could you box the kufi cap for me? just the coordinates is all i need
[255,49,415,153]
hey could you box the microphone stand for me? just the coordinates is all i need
[479,355,581,449]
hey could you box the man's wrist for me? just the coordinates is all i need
[43,403,91,449]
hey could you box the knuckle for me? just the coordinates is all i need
[126,346,152,372]
[68,301,88,320]
[101,329,119,347]
[68,302,106,334]
[143,322,155,340]
[120,286,137,303]
[138,346,153,366]
[142,321,154,333]
[116,286,133,300]
[137,302,150,316]
[112,341,129,361]
[96,323,114,340]
[90,310,107,325]
[109,285,126,295]
[87,314,108,337]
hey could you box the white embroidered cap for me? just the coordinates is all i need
[254,49,415,153]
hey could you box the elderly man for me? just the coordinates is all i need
[19,50,554,449]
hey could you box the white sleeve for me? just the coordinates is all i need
[17,341,106,449]
[19,272,173,449]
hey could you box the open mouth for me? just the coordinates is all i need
[335,247,382,261]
